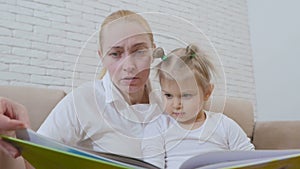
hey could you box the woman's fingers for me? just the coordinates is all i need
[0,97,30,129]
[0,115,26,131]
[0,139,20,158]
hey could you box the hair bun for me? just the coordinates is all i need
[153,47,165,59]
[186,44,199,56]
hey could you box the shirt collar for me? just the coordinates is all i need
[102,72,164,122]
[103,72,163,106]
[103,72,123,103]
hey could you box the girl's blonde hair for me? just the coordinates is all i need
[98,10,154,79]
[153,44,215,91]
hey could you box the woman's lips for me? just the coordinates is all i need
[120,77,140,85]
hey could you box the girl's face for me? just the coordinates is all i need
[99,20,154,94]
[161,76,211,126]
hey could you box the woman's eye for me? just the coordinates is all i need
[137,50,146,54]
[133,49,147,56]
[109,52,121,58]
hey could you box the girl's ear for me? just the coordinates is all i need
[204,84,214,101]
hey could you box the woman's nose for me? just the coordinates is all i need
[122,55,136,73]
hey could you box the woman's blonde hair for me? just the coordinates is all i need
[98,10,154,79]
[153,44,215,92]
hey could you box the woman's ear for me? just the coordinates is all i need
[98,50,102,58]
[151,44,157,63]
[204,84,214,101]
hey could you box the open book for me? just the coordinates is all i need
[180,150,300,169]
[0,129,159,169]
[1,129,300,169]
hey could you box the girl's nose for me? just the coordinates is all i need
[173,97,182,110]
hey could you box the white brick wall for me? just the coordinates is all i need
[0,0,256,107]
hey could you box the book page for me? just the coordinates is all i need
[180,150,300,169]
[194,153,300,169]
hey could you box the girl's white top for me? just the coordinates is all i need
[142,111,255,169]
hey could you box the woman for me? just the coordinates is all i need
[37,10,162,158]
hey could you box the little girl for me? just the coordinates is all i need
[142,44,254,169]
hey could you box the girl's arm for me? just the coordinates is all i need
[142,121,166,168]
[226,117,255,151]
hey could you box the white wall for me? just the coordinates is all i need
[248,0,300,121]
[0,0,256,107]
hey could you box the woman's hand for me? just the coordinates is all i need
[0,97,30,158]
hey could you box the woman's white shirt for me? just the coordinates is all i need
[38,73,162,158]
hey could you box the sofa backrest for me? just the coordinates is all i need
[0,85,66,131]
[204,97,255,139]
[253,121,300,149]
[0,85,254,138]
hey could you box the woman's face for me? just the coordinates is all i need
[100,20,154,94]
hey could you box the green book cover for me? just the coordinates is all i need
[2,129,300,169]
[0,129,159,169]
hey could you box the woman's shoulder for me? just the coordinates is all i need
[61,80,106,105]
[52,81,98,105]
[76,80,104,90]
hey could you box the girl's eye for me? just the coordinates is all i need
[182,94,193,99]
[164,93,173,99]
